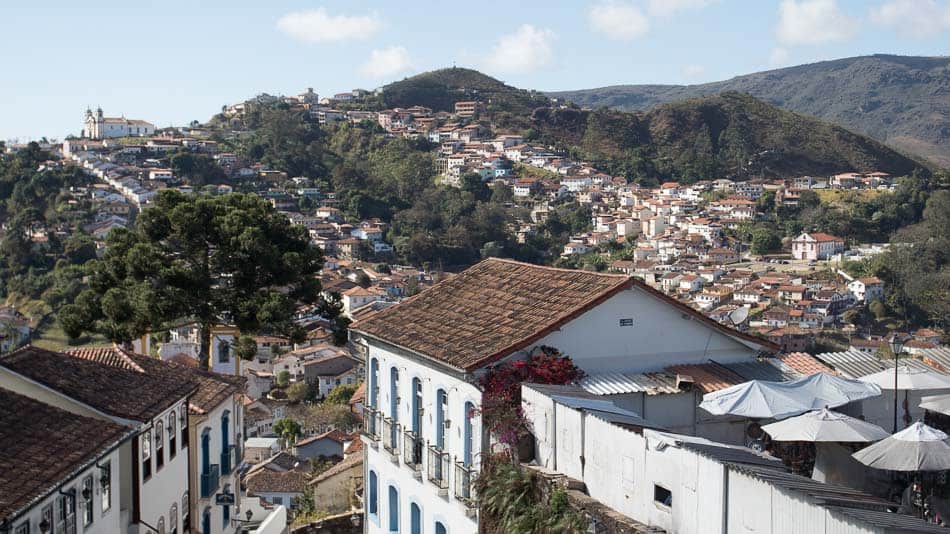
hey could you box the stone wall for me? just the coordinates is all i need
[290,511,363,534]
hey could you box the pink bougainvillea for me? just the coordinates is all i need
[479,346,584,445]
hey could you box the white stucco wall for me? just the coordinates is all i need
[537,286,761,374]
[193,393,242,534]
[140,404,191,534]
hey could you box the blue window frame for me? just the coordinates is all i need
[369,358,379,409]
[368,470,378,518]
[410,503,421,534]
[388,485,399,533]
[463,401,475,467]
[435,521,447,534]
[435,389,447,449]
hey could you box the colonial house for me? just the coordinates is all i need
[791,233,845,261]
[83,107,155,139]
[0,346,196,534]
[848,277,884,303]
[350,259,774,534]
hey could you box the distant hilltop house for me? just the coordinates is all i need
[791,232,845,261]
[82,107,155,139]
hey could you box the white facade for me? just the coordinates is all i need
[83,108,155,139]
[139,402,192,534]
[190,395,242,534]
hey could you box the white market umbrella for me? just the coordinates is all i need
[858,365,950,390]
[700,372,882,420]
[762,408,890,442]
[920,393,950,416]
[852,422,950,472]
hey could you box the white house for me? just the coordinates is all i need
[83,107,154,139]
[350,259,776,534]
[848,277,884,303]
[0,346,196,534]
[792,233,845,261]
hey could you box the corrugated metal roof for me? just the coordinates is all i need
[666,363,745,393]
[579,371,681,396]
[920,347,950,373]
[815,350,934,379]
[524,383,665,429]
[726,462,894,509]
[824,506,947,533]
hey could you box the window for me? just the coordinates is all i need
[168,413,177,459]
[271,496,283,505]
[653,484,672,508]
[15,522,28,534]
[180,405,188,447]
[157,517,165,534]
[218,340,230,363]
[181,493,190,533]
[369,358,379,409]
[170,504,178,534]
[201,508,211,534]
[435,522,447,534]
[368,470,378,517]
[100,461,111,513]
[40,506,52,534]
[388,486,399,533]
[222,504,229,528]
[463,401,475,467]
[410,503,421,534]
[435,389,447,449]
[390,367,400,421]
[141,432,152,480]
[411,378,423,435]
[56,492,76,534]
[156,421,165,470]
[81,476,93,526]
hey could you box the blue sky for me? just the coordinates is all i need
[2,0,948,140]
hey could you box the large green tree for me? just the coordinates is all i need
[59,191,323,366]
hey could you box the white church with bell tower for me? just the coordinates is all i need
[83,107,155,139]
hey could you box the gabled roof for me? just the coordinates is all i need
[351,258,633,371]
[1,346,197,423]
[0,388,132,521]
[352,258,776,372]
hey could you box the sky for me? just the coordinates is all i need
[1,0,948,140]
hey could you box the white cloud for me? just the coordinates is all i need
[483,25,556,73]
[776,0,855,45]
[683,64,706,79]
[870,0,950,37]
[589,1,650,40]
[647,0,714,17]
[769,47,790,67]
[360,46,413,79]
[276,8,382,43]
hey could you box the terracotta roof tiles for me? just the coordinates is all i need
[776,352,836,376]
[665,362,746,393]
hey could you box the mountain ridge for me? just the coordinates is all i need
[546,54,950,167]
[381,67,930,182]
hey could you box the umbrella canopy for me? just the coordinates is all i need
[858,365,950,390]
[699,372,882,419]
[920,393,950,416]
[852,422,950,471]
[762,408,890,442]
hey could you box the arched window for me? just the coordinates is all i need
[141,431,152,480]
[170,504,178,534]
[411,378,423,435]
[388,486,399,533]
[155,421,165,469]
[410,502,421,534]
[168,412,177,459]
[463,401,475,467]
[390,367,400,422]
[181,493,190,532]
[179,405,189,447]
[367,471,378,517]
[201,507,211,534]
[435,389,447,449]
[157,516,165,534]
[369,358,379,409]
[435,521,447,534]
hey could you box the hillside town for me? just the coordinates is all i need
[2,86,949,534]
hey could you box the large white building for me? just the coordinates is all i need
[83,107,155,139]
[350,258,776,534]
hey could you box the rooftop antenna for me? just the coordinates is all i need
[727,306,750,328]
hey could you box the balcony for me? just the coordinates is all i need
[454,461,477,507]
[402,430,424,470]
[200,464,220,498]
[380,417,400,456]
[220,444,236,475]
[426,445,450,490]
[361,408,380,441]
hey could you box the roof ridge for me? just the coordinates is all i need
[483,257,630,278]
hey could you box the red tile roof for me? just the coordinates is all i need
[352,258,776,371]
[775,352,836,376]
[1,346,197,422]
[0,388,131,519]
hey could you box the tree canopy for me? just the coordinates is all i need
[59,191,323,365]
